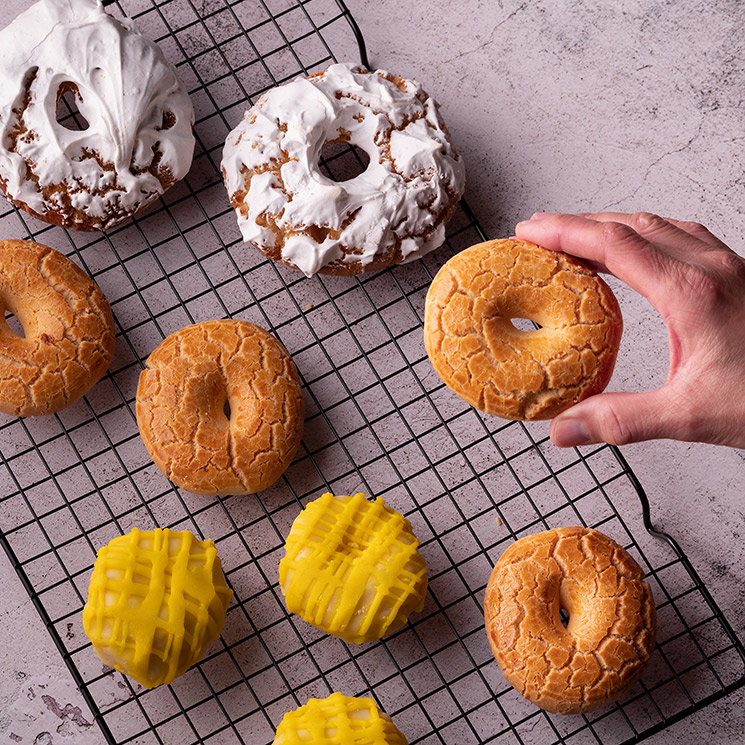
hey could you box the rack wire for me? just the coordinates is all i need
[1,0,744,743]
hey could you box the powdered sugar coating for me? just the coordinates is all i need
[221,63,466,277]
[0,0,195,230]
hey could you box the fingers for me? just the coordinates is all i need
[531,211,725,253]
[514,213,673,304]
[549,390,676,447]
[572,211,720,260]
[663,218,729,249]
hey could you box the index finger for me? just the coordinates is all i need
[514,213,676,305]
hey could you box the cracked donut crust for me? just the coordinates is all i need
[484,527,656,715]
[136,319,304,497]
[423,239,623,420]
[0,239,115,417]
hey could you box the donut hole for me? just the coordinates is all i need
[510,317,541,332]
[559,607,570,628]
[56,82,89,132]
[159,111,176,131]
[319,141,370,182]
[223,397,231,421]
[2,309,25,339]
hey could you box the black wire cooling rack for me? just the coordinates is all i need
[1,0,745,743]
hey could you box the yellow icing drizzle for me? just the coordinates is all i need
[273,692,408,745]
[82,527,233,688]
[279,493,428,644]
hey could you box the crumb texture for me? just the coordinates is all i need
[424,239,623,420]
[136,319,304,496]
[484,526,657,714]
[279,493,428,643]
[0,239,115,417]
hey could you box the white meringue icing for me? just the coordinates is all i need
[0,0,195,230]
[222,63,466,277]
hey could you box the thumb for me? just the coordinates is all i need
[550,390,674,447]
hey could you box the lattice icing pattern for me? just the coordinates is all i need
[279,493,428,644]
[82,528,233,689]
[272,692,408,745]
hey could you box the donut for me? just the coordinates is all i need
[221,62,465,277]
[136,319,304,496]
[0,0,195,231]
[272,693,408,745]
[0,239,115,417]
[83,527,233,689]
[424,238,622,420]
[484,527,656,714]
[279,492,428,644]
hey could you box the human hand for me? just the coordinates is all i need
[514,211,745,449]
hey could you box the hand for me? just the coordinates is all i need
[514,211,745,449]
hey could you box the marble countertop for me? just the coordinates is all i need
[1,0,744,743]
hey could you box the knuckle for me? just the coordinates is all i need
[597,404,634,446]
[680,264,732,314]
[680,219,708,236]
[681,252,745,309]
[711,249,745,281]
[600,220,639,247]
[632,211,665,232]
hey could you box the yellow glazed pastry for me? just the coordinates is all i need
[279,493,428,643]
[82,528,233,688]
[272,692,408,745]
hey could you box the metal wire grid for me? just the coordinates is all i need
[0,0,744,743]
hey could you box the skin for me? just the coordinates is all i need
[513,211,745,449]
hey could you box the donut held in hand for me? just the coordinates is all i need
[222,63,465,277]
[484,526,656,714]
[136,319,304,496]
[424,239,622,420]
[0,239,115,417]
[0,0,195,230]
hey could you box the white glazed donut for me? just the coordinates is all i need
[221,63,466,277]
[0,0,195,231]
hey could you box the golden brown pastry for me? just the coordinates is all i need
[136,319,304,496]
[0,239,115,417]
[424,239,622,420]
[484,526,656,714]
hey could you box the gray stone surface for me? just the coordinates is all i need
[1,0,745,743]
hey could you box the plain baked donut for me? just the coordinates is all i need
[0,0,194,231]
[0,239,115,417]
[484,527,656,714]
[424,238,622,420]
[136,319,304,496]
[221,62,465,277]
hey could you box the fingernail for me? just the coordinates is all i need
[531,211,556,220]
[552,417,593,447]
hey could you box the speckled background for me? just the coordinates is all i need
[1,0,745,743]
